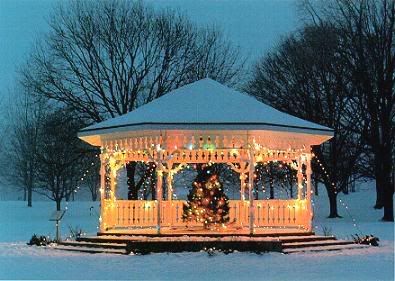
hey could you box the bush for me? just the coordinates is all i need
[322,226,333,236]
[66,225,86,241]
[27,234,52,246]
[352,234,379,246]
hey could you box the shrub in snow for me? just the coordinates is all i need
[67,225,85,240]
[27,234,52,246]
[202,247,236,256]
[352,234,379,246]
[322,226,333,236]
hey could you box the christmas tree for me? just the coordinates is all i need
[183,165,230,228]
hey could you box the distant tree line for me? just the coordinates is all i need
[247,0,394,221]
[0,0,243,211]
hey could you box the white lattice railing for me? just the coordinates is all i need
[102,199,310,231]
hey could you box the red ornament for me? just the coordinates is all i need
[202,198,210,206]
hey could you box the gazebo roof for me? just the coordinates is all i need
[79,79,333,142]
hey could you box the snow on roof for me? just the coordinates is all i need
[79,78,333,136]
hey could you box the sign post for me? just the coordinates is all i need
[49,210,66,243]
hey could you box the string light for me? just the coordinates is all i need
[98,140,324,234]
[311,153,362,234]
[64,154,100,232]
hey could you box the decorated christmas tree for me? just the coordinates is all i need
[183,165,230,228]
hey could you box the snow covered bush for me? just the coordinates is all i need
[27,234,52,246]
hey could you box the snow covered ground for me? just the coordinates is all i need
[0,181,393,280]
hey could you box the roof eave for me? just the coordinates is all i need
[78,122,334,147]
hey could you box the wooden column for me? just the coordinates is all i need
[110,167,117,201]
[297,155,304,200]
[99,155,106,232]
[305,153,313,232]
[108,163,118,229]
[156,165,163,235]
[167,172,173,201]
[228,162,248,201]
[248,151,255,235]
[240,173,246,200]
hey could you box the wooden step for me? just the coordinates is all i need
[52,245,127,255]
[78,235,283,253]
[60,240,127,249]
[283,243,369,254]
[279,235,336,243]
[282,239,354,249]
[79,234,319,244]
[78,236,143,243]
[72,234,364,254]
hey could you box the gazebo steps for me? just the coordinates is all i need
[53,241,128,255]
[282,239,353,249]
[283,243,369,254]
[59,240,128,249]
[78,235,283,254]
[278,235,337,243]
[49,234,364,255]
[280,235,369,254]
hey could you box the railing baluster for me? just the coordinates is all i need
[277,206,280,223]
[108,199,308,231]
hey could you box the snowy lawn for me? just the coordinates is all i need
[0,183,393,280]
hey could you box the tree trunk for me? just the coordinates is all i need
[269,178,274,199]
[254,184,259,200]
[382,185,394,221]
[343,181,349,194]
[314,179,319,196]
[326,185,341,218]
[91,191,97,201]
[374,165,384,209]
[65,188,71,202]
[268,164,274,199]
[126,162,138,200]
[381,148,394,221]
[27,186,32,207]
[56,200,61,211]
[290,183,293,199]
[150,168,156,200]
[27,164,34,207]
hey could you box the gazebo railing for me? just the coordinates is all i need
[102,199,310,231]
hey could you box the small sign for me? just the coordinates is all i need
[49,210,66,221]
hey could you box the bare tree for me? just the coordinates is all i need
[246,24,363,217]
[302,0,394,221]
[21,0,244,200]
[84,155,100,202]
[34,108,91,211]
[254,162,297,200]
[0,85,46,206]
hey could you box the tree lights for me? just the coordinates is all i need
[183,165,230,228]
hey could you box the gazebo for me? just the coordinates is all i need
[78,78,333,236]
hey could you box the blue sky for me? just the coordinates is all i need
[0,0,299,100]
